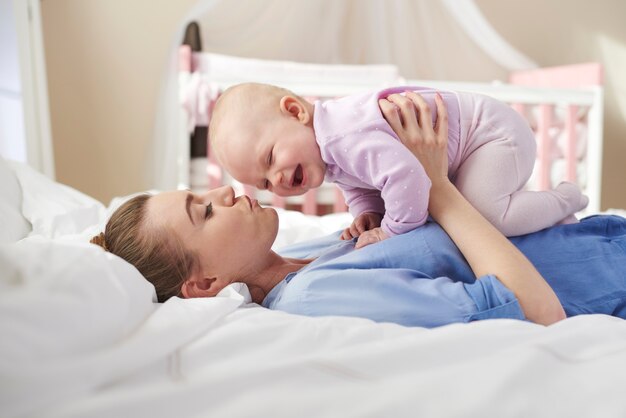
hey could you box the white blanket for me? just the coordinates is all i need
[2,158,626,418]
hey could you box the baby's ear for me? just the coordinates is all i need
[280,96,310,124]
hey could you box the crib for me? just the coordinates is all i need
[177,33,604,215]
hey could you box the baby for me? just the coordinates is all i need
[209,82,588,248]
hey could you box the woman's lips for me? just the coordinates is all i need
[239,195,253,209]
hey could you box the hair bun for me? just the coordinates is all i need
[90,232,108,251]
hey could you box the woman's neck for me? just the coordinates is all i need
[246,252,313,304]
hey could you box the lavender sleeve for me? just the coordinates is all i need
[330,128,431,236]
[340,185,385,219]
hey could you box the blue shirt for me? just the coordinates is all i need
[264,215,626,328]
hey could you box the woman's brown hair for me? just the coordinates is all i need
[90,194,199,302]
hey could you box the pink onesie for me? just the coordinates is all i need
[313,86,587,237]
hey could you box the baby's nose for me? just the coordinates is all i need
[273,172,285,187]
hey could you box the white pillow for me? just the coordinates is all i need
[0,237,156,363]
[7,160,106,239]
[0,155,31,243]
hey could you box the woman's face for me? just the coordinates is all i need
[146,186,279,282]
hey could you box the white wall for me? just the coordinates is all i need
[41,0,197,203]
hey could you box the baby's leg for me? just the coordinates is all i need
[454,129,588,237]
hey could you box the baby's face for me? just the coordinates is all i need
[217,112,326,197]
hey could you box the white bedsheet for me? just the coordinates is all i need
[7,297,626,418]
[2,157,626,418]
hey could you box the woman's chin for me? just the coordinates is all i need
[269,208,280,228]
[271,221,280,247]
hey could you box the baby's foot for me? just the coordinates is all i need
[555,181,589,212]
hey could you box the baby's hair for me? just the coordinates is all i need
[90,194,199,302]
[209,82,301,153]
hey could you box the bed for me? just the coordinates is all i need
[2,153,626,418]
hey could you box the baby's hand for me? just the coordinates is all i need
[340,212,383,240]
[355,228,389,249]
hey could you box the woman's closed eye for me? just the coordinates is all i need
[204,203,213,220]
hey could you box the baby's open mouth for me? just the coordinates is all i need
[293,164,303,187]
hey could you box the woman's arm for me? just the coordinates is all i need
[379,92,566,326]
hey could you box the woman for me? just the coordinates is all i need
[92,93,626,328]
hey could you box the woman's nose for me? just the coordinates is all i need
[206,185,235,206]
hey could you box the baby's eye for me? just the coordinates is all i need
[267,148,273,166]
[204,203,213,220]
[263,179,270,190]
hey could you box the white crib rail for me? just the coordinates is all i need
[191,51,400,98]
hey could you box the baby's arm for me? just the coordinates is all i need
[341,186,385,218]
[338,186,383,240]
[330,128,432,241]
[376,151,431,237]
[357,138,431,237]
[351,154,432,248]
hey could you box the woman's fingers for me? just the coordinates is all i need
[379,97,404,132]
[387,94,415,128]
[382,91,450,183]
[433,93,448,142]
[387,94,419,132]
[403,92,431,133]
[383,94,420,147]
[384,92,438,147]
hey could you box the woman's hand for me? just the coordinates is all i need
[379,91,449,187]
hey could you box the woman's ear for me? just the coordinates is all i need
[280,96,310,124]
[180,273,227,298]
